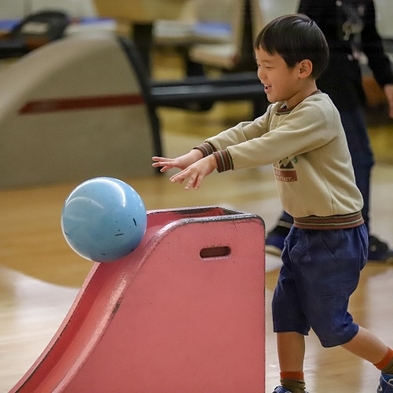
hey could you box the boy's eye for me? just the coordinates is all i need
[258,62,273,70]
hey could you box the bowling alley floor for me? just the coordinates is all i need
[1,50,393,392]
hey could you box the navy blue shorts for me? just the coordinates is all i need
[272,224,368,347]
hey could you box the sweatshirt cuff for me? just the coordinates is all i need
[193,142,215,157]
[213,150,233,172]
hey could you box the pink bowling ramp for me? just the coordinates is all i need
[11,206,266,393]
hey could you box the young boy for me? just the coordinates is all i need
[265,0,393,263]
[152,14,393,393]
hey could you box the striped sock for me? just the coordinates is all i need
[280,371,306,393]
[374,348,393,375]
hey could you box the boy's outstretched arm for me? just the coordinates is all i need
[152,149,203,173]
[152,150,217,190]
[169,155,217,190]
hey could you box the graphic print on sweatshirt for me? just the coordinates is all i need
[273,157,298,182]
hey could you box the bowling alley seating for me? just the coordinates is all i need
[152,0,236,81]
[109,33,263,115]
[149,0,268,116]
[188,0,298,72]
[153,0,234,48]
[186,0,253,72]
[153,0,251,74]
[0,10,70,59]
[150,70,266,116]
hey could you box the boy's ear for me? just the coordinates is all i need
[298,59,313,78]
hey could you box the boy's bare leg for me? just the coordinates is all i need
[277,332,306,371]
[276,332,307,392]
[342,326,389,364]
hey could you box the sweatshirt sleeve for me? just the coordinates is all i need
[203,107,272,171]
[206,96,339,171]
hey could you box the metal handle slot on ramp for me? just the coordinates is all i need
[11,206,265,393]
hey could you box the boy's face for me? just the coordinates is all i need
[255,47,310,109]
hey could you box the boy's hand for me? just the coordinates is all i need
[152,149,203,172]
[169,155,217,190]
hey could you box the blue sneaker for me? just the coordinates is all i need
[378,373,393,392]
[272,387,291,393]
[265,223,291,257]
[272,386,308,393]
[368,235,393,263]
[265,232,286,256]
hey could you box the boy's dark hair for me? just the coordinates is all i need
[254,14,329,78]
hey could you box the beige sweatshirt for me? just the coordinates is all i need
[205,92,363,218]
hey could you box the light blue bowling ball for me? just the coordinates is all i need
[61,177,147,262]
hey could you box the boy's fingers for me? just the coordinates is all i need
[170,174,182,183]
[184,177,194,190]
